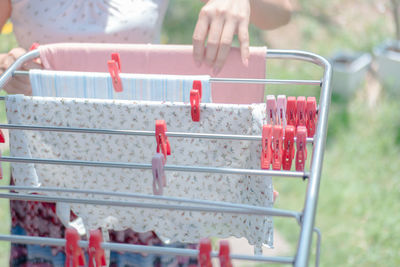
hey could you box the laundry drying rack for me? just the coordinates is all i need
[0,46,332,267]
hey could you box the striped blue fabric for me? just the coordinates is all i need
[29,69,212,103]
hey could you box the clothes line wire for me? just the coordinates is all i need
[0,123,314,143]
[0,156,309,178]
[0,234,295,264]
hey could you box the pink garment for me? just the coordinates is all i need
[38,43,267,104]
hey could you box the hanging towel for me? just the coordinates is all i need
[38,43,267,104]
[6,95,273,248]
[29,69,212,102]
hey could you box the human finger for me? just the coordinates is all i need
[204,17,224,67]
[238,20,250,67]
[213,20,236,74]
[192,11,210,66]
[3,76,32,95]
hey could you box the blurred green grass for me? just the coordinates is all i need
[1,0,400,266]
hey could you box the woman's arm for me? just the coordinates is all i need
[193,0,292,73]
[0,0,11,29]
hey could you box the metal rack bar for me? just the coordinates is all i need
[12,69,321,86]
[0,123,314,143]
[0,156,309,178]
[0,235,294,264]
[0,185,300,219]
[0,192,300,219]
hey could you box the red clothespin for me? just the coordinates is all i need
[286,96,297,128]
[266,95,277,125]
[277,95,287,128]
[108,52,123,92]
[155,120,171,161]
[260,124,272,169]
[152,153,166,195]
[198,238,212,267]
[88,229,106,267]
[297,96,306,127]
[282,126,295,171]
[295,126,307,171]
[219,240,232,267]
[65,228,85,267]
[190,80,202,122]
[29,42,40,51]
[271,126,283,170]
[0,130,5,143]
[306,97,317,137]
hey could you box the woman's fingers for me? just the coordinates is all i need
[238,20,250,67]
[213,20,236,73]
[204,17,224,67]
[192,12,210,66]
[193,0,251,72]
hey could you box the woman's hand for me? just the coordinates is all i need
[192,0,251,74]
[0,47,42,95]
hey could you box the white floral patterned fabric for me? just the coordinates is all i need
[6,95,273,248]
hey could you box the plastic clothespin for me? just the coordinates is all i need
[219,240,232,267]
[65,228,85,267]
[295,126,307,171]
[190,80,202,121]
[266,95,277,125]
[198,238,213,267]
[297,96,306,127]
[277,95,287,128]
[108,52,123,92]
[88,229,106,267]
[271,126,283,170]
[282,126,295,171]
[306,97,317,137]
[286,96,297,128]
[152,153,166,195]
[29,42,40,51]
[260,124,272,169]
[0,130,5,143]
[155,120,171,161]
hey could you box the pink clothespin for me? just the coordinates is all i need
[297,96,306,127]
[295,126,307,171]
[108,52,123,92]
[193,80,203,99]
[219,240,232,267]
[152,153,166,195]
[155,120,171,161]
[282,126,295,171]
[88,229,106,267]
[271,126,283,170]
[306,97,317,137]
[198,238,212,267]
[29,42,40,51]
[65,228,85,267]
[266,95,277,125]
[286,96,297,128]
[260,124,272,169]
[277,95,287,128]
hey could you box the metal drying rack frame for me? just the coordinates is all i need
[0,47,332,267]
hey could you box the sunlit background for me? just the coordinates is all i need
[1,0,399,266]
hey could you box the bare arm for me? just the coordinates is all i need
[249,0,292,30]
[0,0,11,30]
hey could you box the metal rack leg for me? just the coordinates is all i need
[313,227,321,267]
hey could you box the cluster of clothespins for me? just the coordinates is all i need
[65,228,233,267]
[65,228,106,267]
[261,95,317,171]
